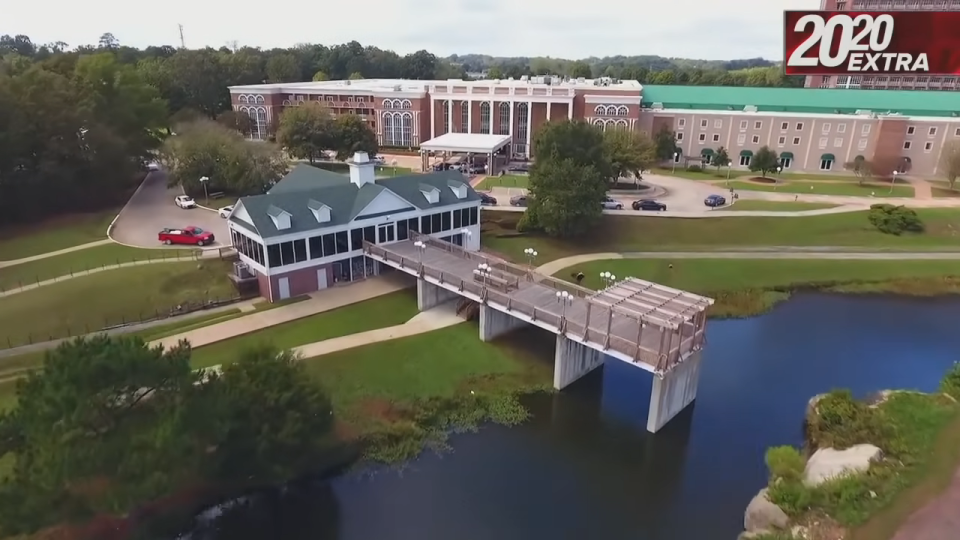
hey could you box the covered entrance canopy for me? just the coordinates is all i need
[419,133,513,175]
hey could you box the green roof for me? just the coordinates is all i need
[640,85,960,118]
[231,166,479,238]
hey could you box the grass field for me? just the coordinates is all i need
[189,290,419,369]
[481,209,960,262]
[314,162,412,176]
[476,175,530,189]
[0,208,121,260]
[718,201,840,212]
[0,244,197,292]
[0,261,236,347]
[556,258,960,317]
[653,167,859,182]
[725,180,915,198]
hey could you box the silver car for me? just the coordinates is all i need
[601,197,624,210]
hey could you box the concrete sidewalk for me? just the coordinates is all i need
[149,275,411,350]
[0,239,113,268]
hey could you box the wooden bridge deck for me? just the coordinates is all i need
[365,234,712,373]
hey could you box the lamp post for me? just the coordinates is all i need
[672,152,679,173]
[726,162,732,182]
[524,247,538,268]
[199,176,210,203]
[460,228,472,249]
[477,263,492,287]
[413,240,426,265]
[391,159,398,176]
[891,170,898,194]
[600,271,617,288]
[556,290,573,321]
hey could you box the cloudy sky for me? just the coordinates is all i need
[5,0,820,60]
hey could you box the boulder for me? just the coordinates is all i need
[744,488,789,533]
[803,444,882,487]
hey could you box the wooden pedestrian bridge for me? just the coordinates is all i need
[363,232,714,433]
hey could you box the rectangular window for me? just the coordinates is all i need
[441,211,451,231]
[377,226,389,243]
[903,141,912,149]
[751,135,760,144]
[267,244,281,268]
[293,239,307,263]
[407,217,419,233]
[469,207,478,225]
[858,138,868,150]
[453,208,462,228]
[820,159,834,171]
[796,122,804,130]
[698,133,706,142]
[834,138,843,147]
[956,128,960,136]
[335,231,349,254]
[350,229,363,251]
[363,226,376,244]
[714,119,723,128]
[737,134,745,145]
[279,241,294,266]
[754,121,762,130]
[822,123,831,133]
[780,157,792,169]
[309,236,322,259]
[678,118,685,128]
[778,136,786,146]
[739,155,751,167]
[254,243,264,266]
[780,122,788,131]
[907,126,916,135]
[793,136,801,145]
[712,134,720,142]
[432,213,442,232]
[322,234,336,255]
[676,132,684,141]
[397,220,408,240]
[700,119,708,128]
[421,214,433,234]
[739,120,747,130]
[862,124,871,135]
[837,124,846,133]
[929,127,938,136]
[924,141,934,151]
[818,137,828,148]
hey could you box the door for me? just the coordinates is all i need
[277,277,291,300]
[317,268,328,290]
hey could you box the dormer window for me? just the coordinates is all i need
[447,180,467,199]
[420,184,440,204]
[307,199,331,223]
[267,204,291,230]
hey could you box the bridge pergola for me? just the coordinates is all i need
[418,133,512,175]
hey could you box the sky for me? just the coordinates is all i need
[4,0,821,60]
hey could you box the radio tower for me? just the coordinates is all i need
[178,24,186,49]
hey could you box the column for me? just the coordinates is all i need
[479,304,527,341]
[508,101,515,136]
[525,101,533,158]
[488,101,494,135]
[647,350,703,433]
[547,102,552,121]
[567,100,573,119]
[447,99,453,134]
[430,98,436,140]
[417,278,459,311]
[553,334,605,390]
[467,99,473,134]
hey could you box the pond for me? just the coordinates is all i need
[182,293,960,540]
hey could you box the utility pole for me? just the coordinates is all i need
[178,24,185,49]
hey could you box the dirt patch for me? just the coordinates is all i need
[357,398,405,423]
[748,176,780,184]
[797,512,847,540]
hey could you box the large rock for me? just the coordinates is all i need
[803,444,882,487]
[744,488,789,532]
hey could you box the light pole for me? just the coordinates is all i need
[672,152,679,173]
[391,159,399,176]
[726,162,732,182]
[891,170,898,194]
[556,290,573,322]
[600,271,617,288]
[524,247,538,268]
[477,263,492,287]
[460,228,472,248]
[413,240,426,265]
[199,176,210,203]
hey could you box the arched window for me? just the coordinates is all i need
[480,102,491,134]
[516,103,529,153]
[238,95,249,104]
[617,106,628,116]
[460,101,469,133]
[498,103,511,135]
[442,101,451,134]
[382,112,395,146]
[255,95,265,104]
[282,100,292,106]
[382,99,393,108]
[616,119,628,129]
[594,105,606,115]
[401,113,413,146]
[401,99,412,109]
[255,108,267,140]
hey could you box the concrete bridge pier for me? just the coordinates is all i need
[479,304,527,341]
[417,279,459,311]
[647,350,703,433]
[553,335,605,390]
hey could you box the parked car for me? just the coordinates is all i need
[508,164,530,173]
[218,205,234,218]
[479,193,498,206]
[175,195,197,209]
[146,161,160,171]
[159,226,215,246]
[601,197,624,210]
[468,164,487,174]
[509,195,528,207]
[704,194,727,207]
[633,199,667,211]
[371,155,386,164]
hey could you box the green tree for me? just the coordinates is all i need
[486,66,503,79]
[275,102,334,163]
[750,146,779,178]
[603,129,655,181]
[844,155,874,186]
[312,70,329,81]
[713,146,731,170]
[163,49,231,118]
[939,140,960,190]
[568,60,592,79]
[331,114,379,160]
[653,125,679,162]
[266,52,300,83]
[348,71,363,80]
[216,109,253,135]
[521,120,610,237]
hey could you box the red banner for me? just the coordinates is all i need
[784,11,960,76]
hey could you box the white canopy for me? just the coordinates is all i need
[420,133,512,154]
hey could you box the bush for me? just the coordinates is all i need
[686,164,702,172]
[767,479,812,516]
[867,204,924,235]
[766,445,806,481]
[940,362,960,400]
[806,390,891,451]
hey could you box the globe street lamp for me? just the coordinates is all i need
[672,152,679,173]
[199,176,210,203]
[413,240,426,265]
[460,228,472,249]
[600,271,617,288]
[524,247,538,268]
[891,170,898,194]
[556,290,573,321]
[477,263,492,287]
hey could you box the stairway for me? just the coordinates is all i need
[455,298,480,321]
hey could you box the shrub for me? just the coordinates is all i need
[940,362,960,401]
[867,204,924,235]
[806,389,891,451]
[767,479,812,516]
[766,445,806,481]
[686,164,702,172]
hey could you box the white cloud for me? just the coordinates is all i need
[2,0,822,60]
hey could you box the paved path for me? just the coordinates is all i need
[535,250,960,276]
[890,466,960,540]
[0,239,113,268]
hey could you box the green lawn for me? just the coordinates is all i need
[654,167,861,182]
[481,209,960,263]
[0,261,236,347]
[719,201,840,212]
[556,258,960,317]
[0,207,121,260]
[726,180,914,198]
[929,181,960,198]
[0,244,197,292]
[313,162,412,176]
[476,174,529,189]
[189,290,419,369]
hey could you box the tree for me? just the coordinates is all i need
[311,70,329,81]
[939,140,960,190]
[749,146,779,178]
[603,129,655,181]
[844,155,874,185]
[653,125,679,162]
[400,50,438,80]
[275,102,334,163]
[713,147,731,170]
[568,60,592,79]
[331,114,378,160]
[348,71,363,80]
[266,52,300,83]
[486,66,503,79]
[521,120,610,237]
[216,109,253,135]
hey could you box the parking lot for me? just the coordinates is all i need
[110,171,230,248]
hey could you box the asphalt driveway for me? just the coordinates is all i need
[111,171,230,248]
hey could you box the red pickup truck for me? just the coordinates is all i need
[159,226,215,246]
